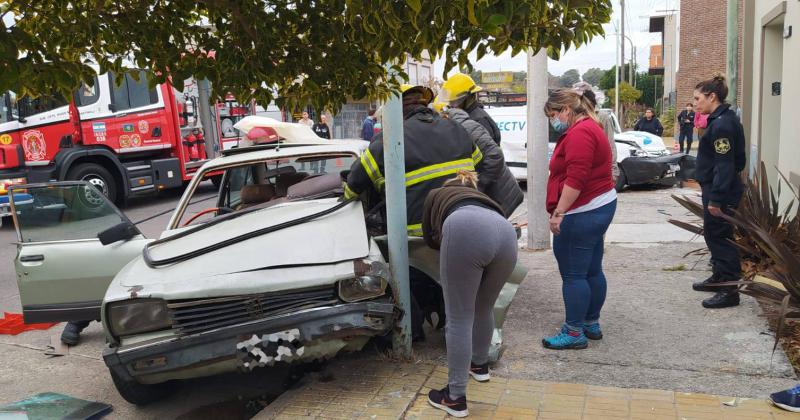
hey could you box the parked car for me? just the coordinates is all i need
[8,117,527,405]
[485,106,692,190]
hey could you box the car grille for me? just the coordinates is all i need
[167,287,339,336]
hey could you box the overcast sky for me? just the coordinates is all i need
[433,0,680,77]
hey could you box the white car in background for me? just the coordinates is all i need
[486,106,693,191]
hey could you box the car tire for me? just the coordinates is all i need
[614,169,627,192]
[66,163,118,204]
[110,369,176,405]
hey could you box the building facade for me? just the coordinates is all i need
[740,0,799,206]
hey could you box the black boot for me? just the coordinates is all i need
[702,290,740,309]
[692,274,720,292]
[60,320,91,346]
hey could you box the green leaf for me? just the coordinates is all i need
[406,0,421,14]
[488,14,507,26]
[467,0,479,26]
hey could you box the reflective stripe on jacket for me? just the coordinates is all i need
[345,106,476,235]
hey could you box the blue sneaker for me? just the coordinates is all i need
[769,384,800,412]
[542,326,588,350]
[584,323,603,340]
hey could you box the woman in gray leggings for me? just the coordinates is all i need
[422,171,518,418]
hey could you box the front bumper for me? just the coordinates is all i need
[103,300,396,385]
[620,154,687,186]
[0,193,32,225]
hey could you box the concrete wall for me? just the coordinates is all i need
[744,0,800,208]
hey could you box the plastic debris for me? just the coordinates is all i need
[0,312,58,335]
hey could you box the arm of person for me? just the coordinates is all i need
[634,119,642,131]
[655,119,664,136]
[708,126,736,214]
[465,121,505,192]
[345,137,384,199]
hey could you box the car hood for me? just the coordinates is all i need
[615,131,667,153]
[111,199,369,296]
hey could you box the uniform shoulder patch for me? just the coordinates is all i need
[714,138,731,154]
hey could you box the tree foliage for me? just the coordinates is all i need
[581,67,604,87]
[606,82,641,107]
[558,69,581,87]
[1,0,612,112]
[597,63,635,91]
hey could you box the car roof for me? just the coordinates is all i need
[199,140,367,172]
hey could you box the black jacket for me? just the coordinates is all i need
[345,106,477,235]
[465,102,502,145]
[677,110,695,132]
[695,103,746,207]
[634,117,664,136]
[312,122,331,139]
[446,108,523,217]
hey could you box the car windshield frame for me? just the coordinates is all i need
[170,150,358,229]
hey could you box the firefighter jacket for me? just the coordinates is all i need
[445,108,523,217]
[695,103,746,208]
[465,102,502,145]
[345,106,478,236]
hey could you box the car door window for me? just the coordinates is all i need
[109,71,159,112]
[13,183,136,243]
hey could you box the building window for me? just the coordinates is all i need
[408,64,418,85]
[420,65,432,84]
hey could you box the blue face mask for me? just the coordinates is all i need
[550,117,569,133]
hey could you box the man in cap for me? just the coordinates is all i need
[344,84,478,238]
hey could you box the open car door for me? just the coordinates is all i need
[10,181,148,323]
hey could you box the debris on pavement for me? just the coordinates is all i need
[0,392,112,419]
[44,334,70,357]
[0,313,58,335]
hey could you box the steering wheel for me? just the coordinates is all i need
[182,207,233,226]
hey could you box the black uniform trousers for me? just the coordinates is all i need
[678,128,694,154]
[700,181,743,287]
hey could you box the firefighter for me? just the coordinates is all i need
[691,73,746,309]
[344,84,477,238]
[61,320,92,346]
[440,73,502,145]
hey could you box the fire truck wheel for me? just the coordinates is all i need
[67,163,118,204]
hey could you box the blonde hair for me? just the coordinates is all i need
[444,170,478,189]
[543,88,599,124]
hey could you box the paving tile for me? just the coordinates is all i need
[582,415,629,420]
[545,383,588,396]
[497,395,541,410]
[537,412,583,420]
[730,399,773,412]
[629,415,678,420]
[492,406,538,419]
[586,396,631,410]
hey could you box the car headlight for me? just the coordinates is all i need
[106,298,171,337]
[630,149,648,157]
[338,260,390,302]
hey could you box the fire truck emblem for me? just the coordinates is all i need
[130,134,142,147]
[119,135,131,148]
[138,120,149,134]
[21,130,46,161]
[0,134,12,145]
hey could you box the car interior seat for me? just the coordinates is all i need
[275,171,308,197]
[238,184,276,209]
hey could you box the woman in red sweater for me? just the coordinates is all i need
[542,89,617,350]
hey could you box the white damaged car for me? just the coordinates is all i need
[8,117,527,405]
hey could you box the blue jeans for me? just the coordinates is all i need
[552,200,617,330]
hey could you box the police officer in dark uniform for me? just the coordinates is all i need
[344,85,479,238]
[690,73,746,308]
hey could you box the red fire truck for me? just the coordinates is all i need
[0,70,253,218]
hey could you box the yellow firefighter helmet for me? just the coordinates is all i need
[440,73,483,104]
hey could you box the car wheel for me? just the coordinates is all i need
[110,369,176,405]
[66,163,118,205]
[614,169,627,192]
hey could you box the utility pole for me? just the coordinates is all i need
[197,79,217,159]
[526,48,550,250]
[726,0,739,111]
[620,0,626,83]
[615,24,620,120]
[382,74,412,357]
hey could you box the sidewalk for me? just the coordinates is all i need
[256,357,795,419]
[257,186,798,418]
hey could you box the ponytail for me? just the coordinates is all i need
[695,72,728,102]
[444,170,479,189]
[544,88,599,124]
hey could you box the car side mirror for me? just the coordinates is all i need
[98,221,138,245]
